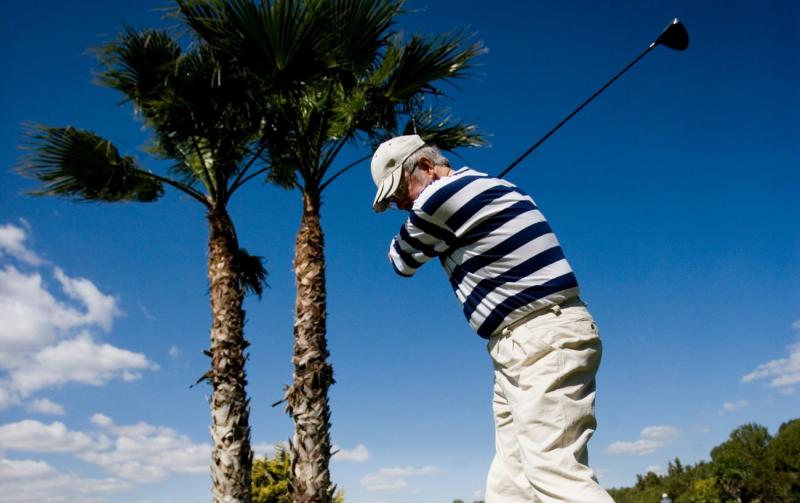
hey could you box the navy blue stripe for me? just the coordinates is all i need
[391,259,414,277]
[462,246,566,319]
[392,240,422,270]
[445,185,521,231]
[409,213,455,246]
[444,200,535,259]
[399,225,438,258]
[420,175,488,215]
[450,220,553,286]
[476,272,580,338]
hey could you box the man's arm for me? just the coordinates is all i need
[388,210,455,277]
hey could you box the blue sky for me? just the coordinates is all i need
[1,1,798,502]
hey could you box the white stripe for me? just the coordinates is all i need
[467,258,573,329]
[446,207,546,265]
[450,189,532,235]
[454,233,558,299]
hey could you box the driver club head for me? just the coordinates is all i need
[654,18,689,51]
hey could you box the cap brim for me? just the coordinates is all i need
[372,167,402,212]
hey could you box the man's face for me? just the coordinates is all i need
[390,173,413,211]
[390,159,432,211]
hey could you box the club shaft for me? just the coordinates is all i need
[498,43,656,179]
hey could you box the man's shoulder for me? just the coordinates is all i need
[413,167,512,216]
[433,167,499,190]
[452,166,487,178]
[414,167,482,206]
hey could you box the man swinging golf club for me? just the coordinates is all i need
[370,17,689,502]
[371,135,614,502]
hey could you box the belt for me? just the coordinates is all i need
[498,297,584,337]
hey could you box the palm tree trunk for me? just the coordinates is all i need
[286,189,335,503]
[207,208,253,503]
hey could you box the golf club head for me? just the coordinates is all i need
[654,18,689,51]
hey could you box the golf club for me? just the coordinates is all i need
[497,18,689,179]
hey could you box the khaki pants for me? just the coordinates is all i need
[485,300,613,503]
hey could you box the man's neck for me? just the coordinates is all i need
[432,165,452,179]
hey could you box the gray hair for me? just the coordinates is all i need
[402,145,450,187]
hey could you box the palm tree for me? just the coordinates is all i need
[179,1,486,500]
[19,26,273,502]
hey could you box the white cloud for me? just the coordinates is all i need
[91,413,114,428]
[0,415,211,488]
[167,345,181,359]
[332,443,370,462]
[791,320,800,332]
[52,268,119,331]
[80,416,210,483]
[721,399,748,413]
[0,266,80,360]
[606,425,679,455]
[9,333,156,396]
[0,223,43,266]
[640,425,679,441]
[0,222,154,409]
[26,398,66,415]
[0,386,19,410]
[361,466,438,492]
[606,439,662,455]
[0,456,130,503]
[138,302,157,321]
[0,420,99,453]
[0,264,120,363]
[0,457,54,480]
[742,341,800,393]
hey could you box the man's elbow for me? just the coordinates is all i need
[390,259,415,277]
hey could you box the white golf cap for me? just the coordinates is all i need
[371,134,425,212]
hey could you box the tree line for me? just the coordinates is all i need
[251,416,800,503]
[17,0,484,502]
[608,418,800,503]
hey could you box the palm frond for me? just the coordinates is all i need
[321,0,401,74]
[19,125,164,202]
[378,31,486,101]
[96,27,181,112]
[331,30,485,145]
[179,0,328,89]
[405,108,486,151]
[237,247,268,298]
[99,23,268,195]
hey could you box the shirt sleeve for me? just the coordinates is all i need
[388,209,456,277]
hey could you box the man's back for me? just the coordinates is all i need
[389,167,579,338]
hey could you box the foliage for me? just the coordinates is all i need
[252,447,344,503]
[607,418,800,503]
[252,447,291,503]
[178,0,486,192]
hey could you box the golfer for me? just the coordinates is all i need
[371,135,613,503]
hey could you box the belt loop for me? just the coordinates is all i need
[552,304,561,316]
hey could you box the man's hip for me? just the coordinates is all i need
[485,299,610,503]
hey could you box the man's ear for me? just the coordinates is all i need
[417,156,435,173]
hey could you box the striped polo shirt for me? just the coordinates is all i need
[388,168,580,338]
